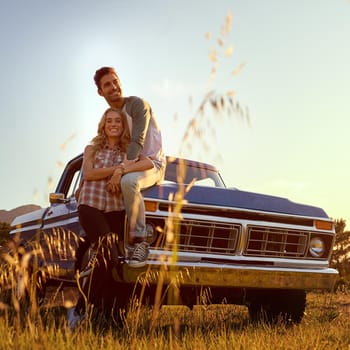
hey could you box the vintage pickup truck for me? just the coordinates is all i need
[9,154,338,323]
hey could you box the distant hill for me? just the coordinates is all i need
[0,205,41,224]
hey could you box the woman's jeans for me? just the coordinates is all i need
[78,204,125,244]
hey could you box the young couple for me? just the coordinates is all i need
[68,67,165,330]
[78,67,165,272]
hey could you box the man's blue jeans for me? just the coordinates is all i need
[120,166,164,243]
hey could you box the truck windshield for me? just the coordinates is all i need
[164,159,225,188]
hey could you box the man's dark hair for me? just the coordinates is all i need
[94,66,122,91]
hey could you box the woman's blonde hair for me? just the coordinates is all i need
[91,108,130,155]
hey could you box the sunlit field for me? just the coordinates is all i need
[0,285,349,350]
[1,11,349,350]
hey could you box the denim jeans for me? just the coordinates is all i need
[120,166,164,242]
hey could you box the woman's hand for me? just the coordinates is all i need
[107,167,123,194]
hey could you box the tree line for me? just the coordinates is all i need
[332,219,350,288]
[0,222,10,246]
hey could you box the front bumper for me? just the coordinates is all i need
[121,261,338,291]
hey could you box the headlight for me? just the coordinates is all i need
[309,236,325,257]
[145,223,157,244]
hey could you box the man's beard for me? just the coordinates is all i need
[107,95,124,107]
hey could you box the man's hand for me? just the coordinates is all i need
[123,157,139,167]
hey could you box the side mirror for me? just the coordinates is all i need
[49,193,66,204]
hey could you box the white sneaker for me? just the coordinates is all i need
[67,307,86,331]
[128,242,149,268]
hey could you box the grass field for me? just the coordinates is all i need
[0,287,349,350]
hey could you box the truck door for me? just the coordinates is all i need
[40,155,83,263]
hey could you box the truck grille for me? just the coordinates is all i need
[244,226,308,257]
[148,214,332,259]
[168,219,241,254]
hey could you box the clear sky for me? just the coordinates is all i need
[1,0,349,227]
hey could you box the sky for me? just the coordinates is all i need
[1,0,349,227]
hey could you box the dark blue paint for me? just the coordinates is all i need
[143,184,328,218]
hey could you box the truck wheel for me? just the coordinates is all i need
[247,289,306,324]
[14,256,47,308]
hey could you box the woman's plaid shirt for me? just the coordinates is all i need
[78,147,124,212]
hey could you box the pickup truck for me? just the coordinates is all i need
[9,154,338,323]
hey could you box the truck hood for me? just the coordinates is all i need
[143,184,329,219]
[10,208,47,228]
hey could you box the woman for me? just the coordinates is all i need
[77,107,153,276]
[69,108,153,330]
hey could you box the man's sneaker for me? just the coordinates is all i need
[128,242,149,268]
[67,307,86,331]
[79,248,97,278]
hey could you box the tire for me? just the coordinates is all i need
[5,244,46,308]
[0,239,46,310]
[16,258,47,308]
[247,289,306,324]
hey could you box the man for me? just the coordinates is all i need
[93,67,166,267]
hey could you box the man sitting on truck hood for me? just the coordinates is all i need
[93,66,166,268]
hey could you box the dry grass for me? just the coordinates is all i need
[0,286,349,350]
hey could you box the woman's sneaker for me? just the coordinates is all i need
[67,307,86,331]
[128,242,149,268]
[79,248,97,278]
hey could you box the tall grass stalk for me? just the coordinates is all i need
[146,12,250,337]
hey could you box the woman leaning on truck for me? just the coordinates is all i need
[77,107,153,277]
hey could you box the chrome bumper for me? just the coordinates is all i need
[121,261,338,291]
